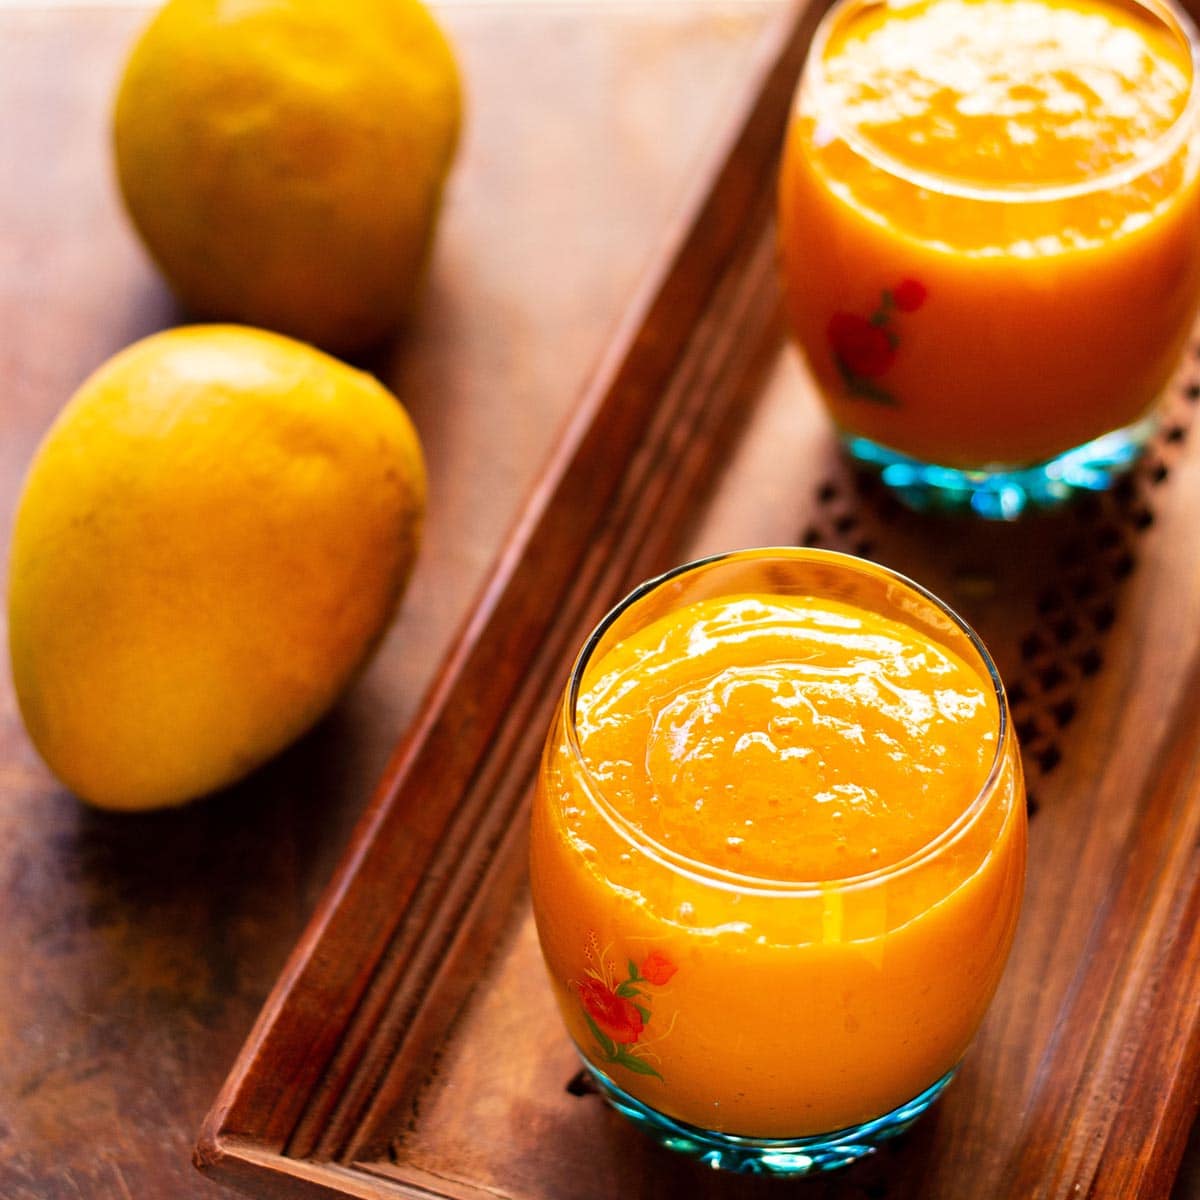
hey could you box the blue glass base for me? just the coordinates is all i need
[843,416,1156,519]
[584,1062,958,1175]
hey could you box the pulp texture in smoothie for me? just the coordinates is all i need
[530,591,1025,1137]
[778,0,1200,468]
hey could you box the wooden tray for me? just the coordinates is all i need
[196,0,1200,1195]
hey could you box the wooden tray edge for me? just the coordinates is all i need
[194,0,818,1189]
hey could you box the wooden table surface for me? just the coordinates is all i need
[3,2,1200,1198]
[0,2,789,1197]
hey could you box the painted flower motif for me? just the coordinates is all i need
[639,950,678,986]
[827,312,895,379]
[575,977,644,1044]
[827,278,927,406]
[893,277,928,313]
[570,939,678,1080]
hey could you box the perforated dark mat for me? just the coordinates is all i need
[792,352,1200,824]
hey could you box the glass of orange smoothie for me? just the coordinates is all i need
[530,548,1025,1174]
[778,0,1200,518]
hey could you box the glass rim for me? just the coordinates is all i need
[800,0,1200,205]
[562,547,1014,899]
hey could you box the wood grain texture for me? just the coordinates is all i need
[0,4,778,1199]
[193,0,1200,1194]
[8,0,1200,1197]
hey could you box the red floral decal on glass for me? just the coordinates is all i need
[827,278,927,406]
[893,278,927,313]
[827,313,895,379]
[571,935,677,1080]
[576,977,644,1044]
[639,950,678,986]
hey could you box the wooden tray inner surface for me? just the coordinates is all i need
[358,347,1200,1200]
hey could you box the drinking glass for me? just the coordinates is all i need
[778,0,1200,518]
[530,548,1026,1173]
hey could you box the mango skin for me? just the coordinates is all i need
[7,325,426,810]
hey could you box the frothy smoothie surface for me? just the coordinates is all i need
[821,0,1193,190]
[574,594,998,882]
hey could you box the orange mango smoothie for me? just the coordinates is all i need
[778,0,1200,470]
[531,552,1025,1139]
